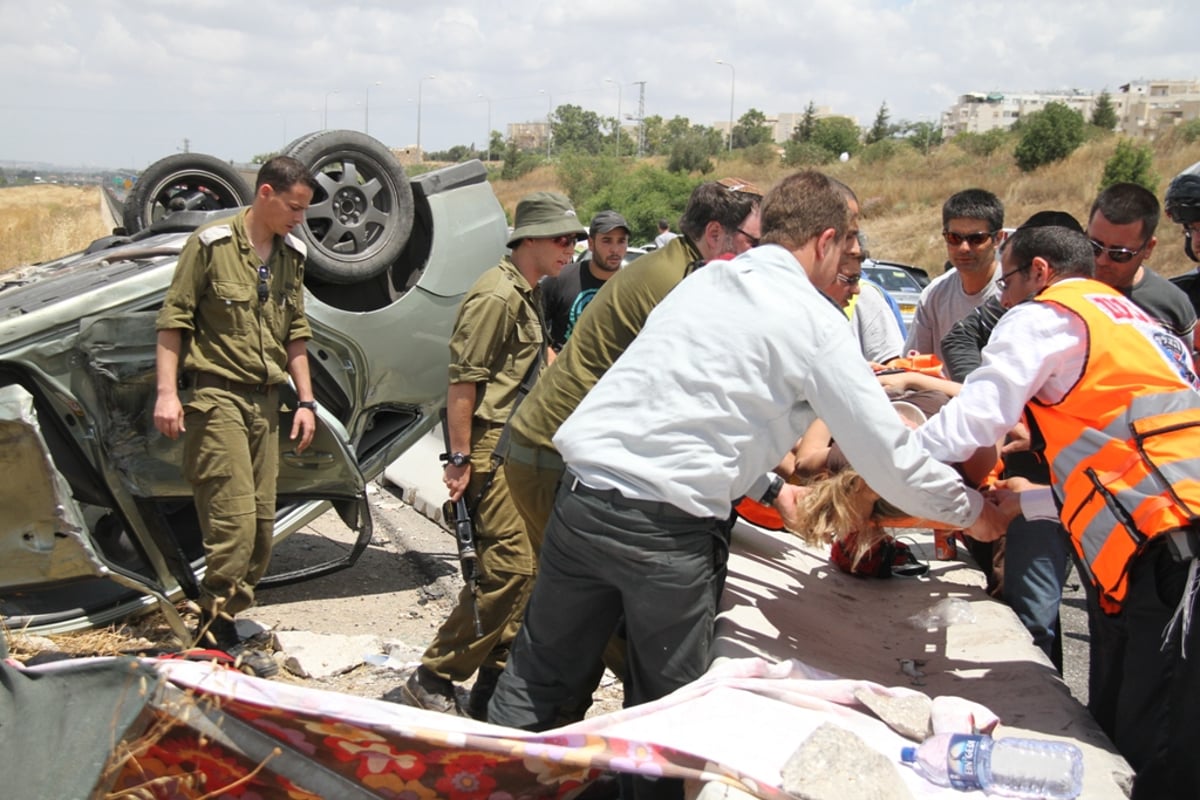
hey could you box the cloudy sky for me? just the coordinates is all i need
[1,0,1194,169]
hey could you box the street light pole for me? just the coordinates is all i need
[365,80,382,134]
[716,60,735,151]
[323,90,339,130]
[605,78,623,158]
[539,89,552,159]
[477,93,492,162]
[417,74,435,162]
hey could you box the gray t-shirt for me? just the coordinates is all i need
[904,266,1001,363]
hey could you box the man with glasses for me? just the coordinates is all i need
[401,192,587,718]
[155,156,320,678]
[489,172,1006,800]
[905,189,1004,364]
[1087,182,1195,350]
[915,224,1200,798]
[830,233,906,364]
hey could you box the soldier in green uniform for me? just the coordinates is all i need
[400,192,587,718]
[154,156,320,677]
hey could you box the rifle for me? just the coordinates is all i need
[440,409,484,638]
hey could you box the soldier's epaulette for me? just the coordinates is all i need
[198,225,234,246]
[283,231,308,259]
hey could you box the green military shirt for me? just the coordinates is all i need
[509,235,704,450]
[448,256,544,423]
[156,209,311,386]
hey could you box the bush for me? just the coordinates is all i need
[1176,119,1200,145]
[500,142,542,180]
[1099,139,1159,193]
[581,165,699,243]
[742,142,780,166]
[667,136,715,174]
[859,139,900,165]
[783,140,835,167]
[556,153,621,206]
[953,129,1009,158]
[1014,102,1086,172]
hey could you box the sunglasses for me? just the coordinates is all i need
[1089,237,1149,264]
[547,234,576,248]
[257,264,270,304]
[736,227,760,247]
[943,230,996,247]
[835,272,861,285]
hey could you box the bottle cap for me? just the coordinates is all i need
[900,747,916,763]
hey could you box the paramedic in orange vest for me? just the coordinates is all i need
[914,223,1200,800]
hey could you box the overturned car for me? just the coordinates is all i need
[0,131,506,639]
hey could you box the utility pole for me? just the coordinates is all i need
[633,81,647,158]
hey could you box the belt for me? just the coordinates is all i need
[506,439,564,471]
[566,474,704,521]
[191,372,278,396]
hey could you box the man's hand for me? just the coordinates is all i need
[444,463,471,503]
[773,483,812,532]
[963,497,1013,542]
[1000,421,1032,455]
[988,477,1043,520]
[153,392,185,439]
[290,407,316,454]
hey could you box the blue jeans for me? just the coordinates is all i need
[1002,515,1071,670]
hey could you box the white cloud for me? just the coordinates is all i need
[0,0,1193,167]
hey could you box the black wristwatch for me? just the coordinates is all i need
[297,400,317,412]
[759,473,785,506]
[442,451,470,468]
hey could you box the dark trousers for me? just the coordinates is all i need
[489,479,729,799]
[1085,539,1200,799]
[1003,515,1071,670]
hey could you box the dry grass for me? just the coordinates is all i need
[0,184,112,272]
[488,135,1200,279]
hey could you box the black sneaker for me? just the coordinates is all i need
[196,611,240,650]
[466,666,504,721]
[227,642,279,678]
[400,666,463,716]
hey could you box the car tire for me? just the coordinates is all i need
[284,130,415,284]
[122,153,254,234]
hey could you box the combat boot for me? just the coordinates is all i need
[400,665,463,716]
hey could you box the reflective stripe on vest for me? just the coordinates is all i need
[1029,279,1200,613]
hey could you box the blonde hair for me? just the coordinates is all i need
[787,470,907,568]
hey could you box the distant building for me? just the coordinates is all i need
[939,79,1200,140]
[506,122,549,152]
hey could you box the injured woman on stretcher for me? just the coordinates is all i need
[766,369,1003,570]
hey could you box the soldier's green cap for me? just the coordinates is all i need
[507,191,588,248]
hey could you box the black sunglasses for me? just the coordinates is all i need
[1089,237,1149,264]
[943,230,996,247]
[737,227,760,247]
[257,264,270,304]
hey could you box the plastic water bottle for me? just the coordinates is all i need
[900,733,1083,798]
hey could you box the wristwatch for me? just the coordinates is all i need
[443,451,470,468]
[759,472,785,506]
[297,400,317,412]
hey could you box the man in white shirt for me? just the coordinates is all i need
[488,171,1005,800]
[915,224,1200,798]
[904,189,1004,362]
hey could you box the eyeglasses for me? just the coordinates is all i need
[943,230,996,247]
[547,234,576,248]
[1184,222,1200,239]
[835,272,862,285]
[996,265,1026,291]
[257,264,270,304]
[736,228,760,247]
[1089,237,1149,264]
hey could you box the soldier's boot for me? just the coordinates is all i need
[196,610,240,650]
[227,640,280,679]
[466,666,504,721]
[400,665,463,716]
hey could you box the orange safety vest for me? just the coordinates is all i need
[1028,279,1200,613]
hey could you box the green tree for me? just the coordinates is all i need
[1091,90,1118,132]
[1099,138,1159,192]
[1014,102,1086,172]
[810,116,862,158]
[580,165,699,243]
[731,108,773,149]
[902,121,943,155]
[488,131,505,160]
[783,140,835,167]
[792,101,818,142]
[865,102,892,145]
[742,142,780,166]
[551,104,605,155]
[667,130,717,174]
[954,129,1009,157]
[641,114,665,156]
[501,141,536,180]
[556,153,621,206]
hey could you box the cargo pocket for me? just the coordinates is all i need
[182,396,234,484]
